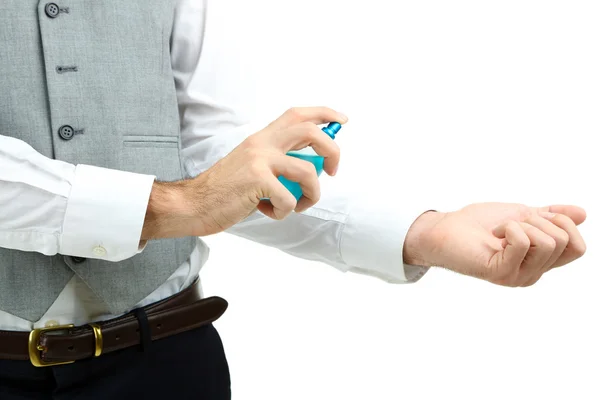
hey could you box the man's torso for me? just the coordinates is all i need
[0,0,199,326]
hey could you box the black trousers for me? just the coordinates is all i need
[0,324,231,399]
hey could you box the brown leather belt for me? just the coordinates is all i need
[0,279,227,367]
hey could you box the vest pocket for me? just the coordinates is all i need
[121,135,184,181]
[122,135,179,148]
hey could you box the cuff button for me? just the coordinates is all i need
[92,246,107,257]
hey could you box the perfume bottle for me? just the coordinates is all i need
[278,122,342,200]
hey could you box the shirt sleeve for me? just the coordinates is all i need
[0,135,155,262]
[172,0,429,283]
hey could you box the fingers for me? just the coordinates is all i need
[524,215,568,271]
[270,155,321,212]
[540,212,587,268]
[273,122,341,175]
[492,221,555,286]
[492,211,586,287]
[515,222,556,285]
[257,155,323,218]
[267,107,348,132]
[220,107,346,224]
[257,174,298,220]
[492,221,530,282]
[255,106,346,176]
[535,205,587,225]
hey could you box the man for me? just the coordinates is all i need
[0,0,587,399]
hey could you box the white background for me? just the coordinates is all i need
[200,1,600,399]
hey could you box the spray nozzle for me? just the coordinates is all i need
[321,122,342,139]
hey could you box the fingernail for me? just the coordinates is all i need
[333,165,339,176]
[339,113,348,123]
[540,212,556,219]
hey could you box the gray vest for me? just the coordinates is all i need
[0,0,196,321]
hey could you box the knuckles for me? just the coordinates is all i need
[298,160,317,178]
[538,236,557,252]
[329,142,341,159]
[275,201,297,220]
[554,230,570,249]
[520,276,541,287]
[244,149,268,175]
[298,121,318,138]
[285,107,304,123]
[513,236,531,252]
[571,239,587,258]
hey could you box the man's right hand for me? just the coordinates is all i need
[141,107,347,241]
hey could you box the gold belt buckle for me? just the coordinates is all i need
[28,324,75,367]
[28,322,103,367]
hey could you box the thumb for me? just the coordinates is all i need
[535,205,587,225]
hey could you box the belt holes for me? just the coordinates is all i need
[67,345,74,351]
[115,335,120,341]
[156,324,162,330]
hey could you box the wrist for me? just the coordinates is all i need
[402,210,447,267]
[141,180,194,240]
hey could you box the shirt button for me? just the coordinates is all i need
[45,3,60,18]
[45,320,59,327]
[92,246,107,257]
[58,125,74,140]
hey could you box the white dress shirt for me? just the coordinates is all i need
[0,0,428,332]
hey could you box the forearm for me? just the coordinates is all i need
[226,185,432,283]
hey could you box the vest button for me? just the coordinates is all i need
[58,125,74,140]
[45,3,60,18]
[70,256,86,264]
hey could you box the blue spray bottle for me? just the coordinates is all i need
[278,122,342,200]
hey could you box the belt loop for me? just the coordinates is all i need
[89,323,103,357]
[132,308,152,353]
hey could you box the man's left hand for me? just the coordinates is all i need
[403,203,587,286]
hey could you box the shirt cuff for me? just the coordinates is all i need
[59,164,155,262]
[340,202,432,283]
